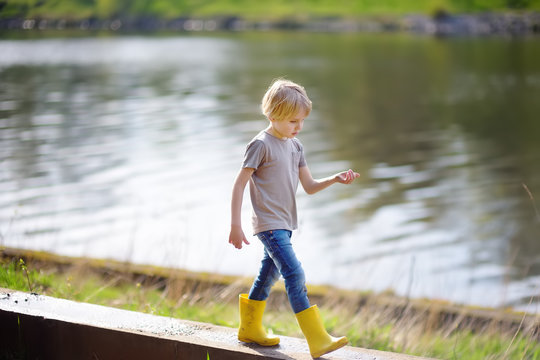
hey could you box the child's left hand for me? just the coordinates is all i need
[335,169,360,184]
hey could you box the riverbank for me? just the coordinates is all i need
[1,246,539,359]
[2,11,540,36]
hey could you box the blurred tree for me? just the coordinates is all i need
[96,0,117,18]
[2,0,540,21]
[507,0,530,8]
[0,0,32,18]
[129,0,153,15]
[146,0,186,18]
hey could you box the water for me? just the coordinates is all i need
[1,33,539,311]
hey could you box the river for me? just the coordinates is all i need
[1,32,539,311]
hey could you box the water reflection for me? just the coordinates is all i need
[1,33,539,310]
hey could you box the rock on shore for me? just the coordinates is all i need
[2,12,539,36]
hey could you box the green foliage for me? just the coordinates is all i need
[0,259,52,293]
[2,0,540,20]
[506,0,540,9]
[421,329,540,360]
[17,258,32,293]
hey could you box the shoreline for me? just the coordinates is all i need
[2,11,540,36]
[1,246,538,339]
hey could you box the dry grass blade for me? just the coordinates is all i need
[522,183,540,222]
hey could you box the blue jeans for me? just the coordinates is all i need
[248,229,310,313]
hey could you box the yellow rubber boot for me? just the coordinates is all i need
[238,294,280,346]
[295,305,348,358]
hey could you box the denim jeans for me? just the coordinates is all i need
[248,229,310,313]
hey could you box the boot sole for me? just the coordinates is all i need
[311,337,349,358]
[238,336,280,347]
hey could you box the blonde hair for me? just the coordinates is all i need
[261,78,312,121]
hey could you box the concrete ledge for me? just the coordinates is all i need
[3,247,536,340]
[0,289,435,360]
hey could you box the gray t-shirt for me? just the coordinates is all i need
[242,130,307,234]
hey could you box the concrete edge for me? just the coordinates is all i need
[0,289,436,360]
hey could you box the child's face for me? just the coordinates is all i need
[270,109,307,139]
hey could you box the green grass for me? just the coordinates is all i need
[0,259,52,293]
[1,257,539,360]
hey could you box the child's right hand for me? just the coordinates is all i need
[229,225,250,249]
[335,169,360,184]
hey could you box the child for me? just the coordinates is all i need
[229,78,360,358]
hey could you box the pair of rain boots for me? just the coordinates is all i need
[238,294,348,358]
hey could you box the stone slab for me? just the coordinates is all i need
[0,289,435,359]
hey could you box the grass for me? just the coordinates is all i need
[1,254,539,360]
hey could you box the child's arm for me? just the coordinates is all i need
[299,166,360,195]
[229,167,255,249]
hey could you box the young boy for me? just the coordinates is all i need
[229,78,360,358]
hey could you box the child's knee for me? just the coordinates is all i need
[270,269,281,284]
[284,264,306,287]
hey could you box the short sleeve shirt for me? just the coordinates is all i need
[242,130,307,234]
